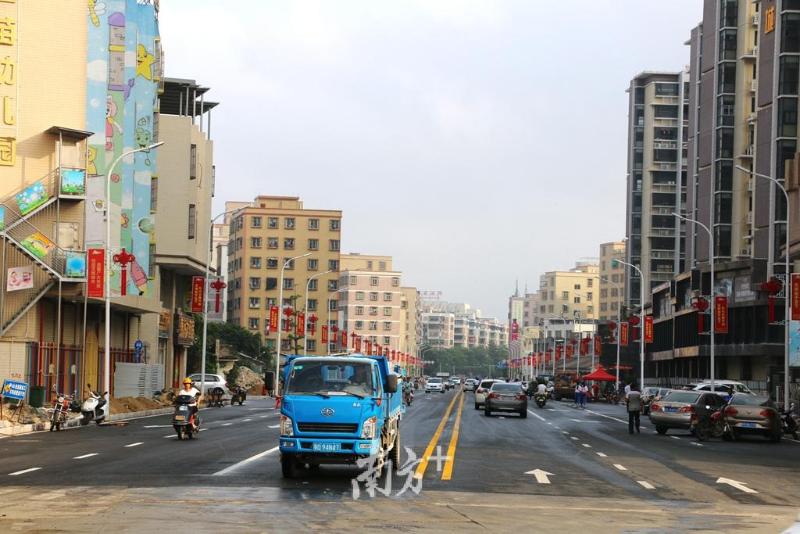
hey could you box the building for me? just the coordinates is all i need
[0,1,163,400]
[211,201,249,323]
[225,196,342,355]
[421,311,455,349]
[624,71,689,309]
[400,287,421,357]
[140,78,216,388]
[598,241,626,321]
[421,299,508,349]
[536,262,600,322]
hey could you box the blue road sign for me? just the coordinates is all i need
[1,379,27,401]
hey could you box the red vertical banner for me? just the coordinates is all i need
[556,345,563,360]
[341,330,348,349]
[594,335,602,356]
[321,325,329,344]
[566,343,574,358]
[714,296,729,334]
[87,248,105,298]
[296,312,305,337]
[620,322,629,347]
[644,316,654,344]
[269,306,279,333]
[792,274,800,321]
[511,319,519,341]
[191,276,205,313]
[355,336,362,353]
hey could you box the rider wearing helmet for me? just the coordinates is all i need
[179,377,202,423]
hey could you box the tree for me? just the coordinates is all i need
[187,318,264,374]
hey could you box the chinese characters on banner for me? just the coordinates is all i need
[0,1,17,167]
[87,248,104,298]
[790,274,800,367]
[269,306,279,333]
[644,316,654,344]
[620,322,629,347]
[511,319,519,341]
[714,296,729,334]
[296,312,305,338]
[190,276,205,313]
[321,326,328,344]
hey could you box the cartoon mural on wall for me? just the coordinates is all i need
[84,0,159,297]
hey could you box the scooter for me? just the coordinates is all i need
[534,392,548,408]
[80,386,107,426]
[230,385,246,406]
[173,394,200,440]
[781,402,799,440]
[404,388,414,406]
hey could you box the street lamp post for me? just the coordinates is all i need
[326,287,347,355]
[673,212,715,394]
[303,270,333,355]
[103,142,163,415]
[600,275,624,392]
[736,165,791,411]
[274,253,312,396]
[614,259,645,389]
[574,310,581,376]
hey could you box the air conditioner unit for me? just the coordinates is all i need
[750,79,758,92]
[747,179,754,192]
[752,13,760,25]
[740,246,751,257]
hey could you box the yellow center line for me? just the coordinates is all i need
[414,390,461,480]
[441,392,464,480]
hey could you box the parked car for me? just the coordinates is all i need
[724,393,782,442]
[463,378,478,392]
[484,382,527,418]
[425,377,445,393]
[689,381,755,397]
[474,379,504,409]
[649,390,727,435]
[188,373,231,399]
[641,387,672,415]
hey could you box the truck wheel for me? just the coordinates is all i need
[281,454,300,478]
[389,428,400,471]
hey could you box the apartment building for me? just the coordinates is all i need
[400,287,421,357]
[598,241,626,321]
[421,311,455,349]
[226,196,342,355]
[624,71,689,309]
[422,300,508,349]
[536,262,600,322]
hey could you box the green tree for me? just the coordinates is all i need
[187,318,265,374]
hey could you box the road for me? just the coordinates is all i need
[0,390,798,532]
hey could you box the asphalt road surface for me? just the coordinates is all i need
[1,390,799,532]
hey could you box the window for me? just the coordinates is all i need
[349,276,357,285]
[356,306,364,315]
[379,261,386,271]
[587,306,594,316]
[574,284,581,290]
[190,144,197,179]
[307,340,316,351]
[587,292,593,300]
[370,292,378,301]
[250,257,262,269]
[308,299,317,311]
[265,237,277,249]
[284,217,295,229]
[249,237,262,249]
[308,258,318,271]
[574,297,580,303]
[329,239,340,251]
[268,217,279,229]
[367,261,373,269]
[369,321,378,331]
[308,279,318,291]
[383,292,392,302]
[355,321,364,329]
[249,277,261,289]
[249,297,260,309]
[383,322,392,331]
[328,280,338,291]
[587,279,593,288]
[282,238,294,250]
[188,204,196,239]
[600,289,608,298]
[306,218,320,231]
[383,307,392,316]
[356,291,365,301]
[561,291,569,300]
[548,305,554,313]
[369,306,378,316]
[267,257,278,269]
[383,336,390,345]
[370,276,379,286]
[150,176,158,211]
[283,258,295,270]
[330,219,341,231]
[611,288,618,297]
[392,277,400,287]
[248,317,259,330]
[328,260,339,271]
[266,278,277,290]
[283,278,294,290]
[251,216,262,228]
[600,303,608,312]
[562,305,569,313]
[308,239,319,251]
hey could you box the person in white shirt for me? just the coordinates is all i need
[537,382,547,395]
[178,378,202,427]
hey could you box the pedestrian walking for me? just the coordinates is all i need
[579,382,589,408]
[574,382,582,407]
[626,383,642,434]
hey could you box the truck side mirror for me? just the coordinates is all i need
[385,375,398,394]
[265,372,275,391]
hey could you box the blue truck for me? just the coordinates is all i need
[273,353,404,478]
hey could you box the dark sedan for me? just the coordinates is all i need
[484,382,527,418]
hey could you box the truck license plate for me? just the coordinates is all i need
[312,442,340,452]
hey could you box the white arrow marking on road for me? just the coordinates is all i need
[268,424,280,428]
[716,477,758,494]
[73,453,98,460]
[637,481,655,490]
[8,467,41,476]
[125,442,143,448]
[525,469,554,484]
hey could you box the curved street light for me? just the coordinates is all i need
[613,258,645,390]
[274,252,312,396]
[303,270,333,355]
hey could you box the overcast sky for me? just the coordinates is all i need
[159,1,702,320]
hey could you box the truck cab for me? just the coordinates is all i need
[276,354,403,478]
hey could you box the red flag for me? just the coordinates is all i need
[321,325,329,344]
[594,335,602,356]
[296,312,305,338]
[714,296,729,334]
[620,322,629,346]
[644,316,654,344]
[269,306,279,333]
[341,330,348,349]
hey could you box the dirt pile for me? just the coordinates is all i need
[110,396,170,414]
[234,367,264,391]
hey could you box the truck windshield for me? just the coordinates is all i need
[285,361,375,398]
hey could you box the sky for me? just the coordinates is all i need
[159,0,702,320]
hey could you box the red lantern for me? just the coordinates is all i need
[210,278,226,313]
[282,306,294,332]
[308,313,318,336]
[628,315,640,326]
[112,248,135,297]
[692,297,709,334]
[607,320,617,331]
[761,277,783,324]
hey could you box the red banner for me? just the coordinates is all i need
[355,336,362,353]
[594,335,602,356]
[190,276,205,313]
[269,306,279,333]
[644,316,654,344]
[566,343,574,358]
[87,248,104,298]
[341,330,348,349]
[620,322,629,346]
[511,319,519,341]
[321,325,329,344]
[714,296,729,334]
[793,274,800,321]
[296,312,305,337]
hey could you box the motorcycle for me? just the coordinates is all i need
[534,392,548,408]
[404,388,414,406]
[80,386,107,426]
[691,405,733,442]
[781,402,799,440]
[230,385,247,406]
[173,394,200,440]
[49,389,74,431]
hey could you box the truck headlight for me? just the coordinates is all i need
[279,415,294,437]
[361,416,377,440]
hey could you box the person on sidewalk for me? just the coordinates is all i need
[626,384,642,434]
[574,382,582,407]
[579,382,589,408]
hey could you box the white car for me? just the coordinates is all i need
[188,373,231,398]
[474,379,504,409]
[463,379,478,392]
[690,381,754,397]
[425,377,445,393]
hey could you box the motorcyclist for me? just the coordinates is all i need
[178,377,201,427]
[536,381,548,395]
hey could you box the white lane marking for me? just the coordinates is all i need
[499,416,506,419]
[562,431,569,434]
[164,434,177,438]
[613,464,628,471]
[716,477,758,494]
[143,425,172,429]
[8,467,41,476]
[527,410,546,421]
[582,443,592,448]
[546,422,553,425]
[259,415,269,418]
[596,452,607,458]
[570,436,579,441]
[221,423,233,427]
[268,424,280,429]
[212,446,279,476]
[199,428,207,432]
[638,481,655,490]
[584,409,628,424]
[554,426,560,430]
[124,442,143,448]
[241,418,252,422]
[691,442,703,447]
[670,436,681,440]
[73,453,98,460]
[570,419,601,423]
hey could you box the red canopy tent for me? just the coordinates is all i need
[582,367,616,382]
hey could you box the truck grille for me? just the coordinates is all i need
[297,422,359,433]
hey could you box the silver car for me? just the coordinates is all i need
[484,382,528,418]
[474,379,504,409]
[649,390,726,435]
[189,373,231,398]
